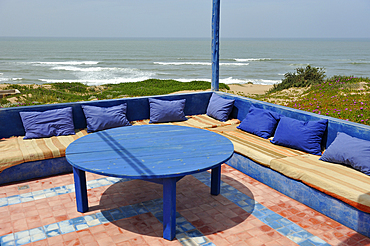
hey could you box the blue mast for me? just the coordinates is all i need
[211,0,220,91]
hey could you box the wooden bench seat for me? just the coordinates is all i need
[132,114,240,128]
[0,91,369,237]
[0,115,240,174]
[210,125,306,167]
[270,154,370,213]
[211,124,370,214]
[0,129,89,173]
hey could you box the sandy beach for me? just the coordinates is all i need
[225,84,273,95]
[170,83,273,95]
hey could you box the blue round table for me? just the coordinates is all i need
[66,125,234,240]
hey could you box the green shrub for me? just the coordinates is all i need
[269,65,326,93]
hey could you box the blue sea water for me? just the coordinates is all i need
[0,37,369,86]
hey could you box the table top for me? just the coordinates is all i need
[66,125,234,179]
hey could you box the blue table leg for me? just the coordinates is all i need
[211,165,221,195]
[163,178,177,240]
[72,167,88,213]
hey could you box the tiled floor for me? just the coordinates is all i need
[1,164,369,246]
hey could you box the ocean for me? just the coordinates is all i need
[0,37,369,86]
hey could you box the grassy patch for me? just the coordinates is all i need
[0,79,229,108]
[102,79,229,97]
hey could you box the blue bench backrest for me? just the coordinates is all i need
[0,92,212,139]
[2,91,370,150]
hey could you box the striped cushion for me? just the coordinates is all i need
[270,154,370,213]
[0,129,88,173]
[132,114,240,129]
[211,125,306,167]
[0,115,238,172]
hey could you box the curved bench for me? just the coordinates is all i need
[0,91,369,238]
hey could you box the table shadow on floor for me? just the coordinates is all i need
[92,173,255,237]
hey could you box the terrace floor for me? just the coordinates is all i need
[1,164,369,246]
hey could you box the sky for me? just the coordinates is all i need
[0,0,370,39]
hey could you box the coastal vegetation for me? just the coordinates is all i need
[1,67,370,126]
[0,79,229,107]
[253,66,370,126]
[268,65,326,93]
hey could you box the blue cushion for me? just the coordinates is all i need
[320,132,370,175]
[270,117,328,155]
[206,93,235,122]
[19,107,75,139]
[237,106,281,139]
[149,98,187,123]
[82,104,131,133]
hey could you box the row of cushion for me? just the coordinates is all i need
[212,124,370,212]
[19,104,131,139]
[236,105,370,176]
[1,115,241,173]
[149,93,235,123]
[19,93,235,139]
[237,105,328,155]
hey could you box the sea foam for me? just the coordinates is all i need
[39,77,152,86]
[29,61,99,66]
[51,66,121,72]
[234,58,272,62]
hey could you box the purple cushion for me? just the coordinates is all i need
[82,104,131,133]
[237,106,281,139]
[19,107,75,139]
[270,117,328,155]
[320,132,370,175]
[206,93,235,122]
[149,98,187,123]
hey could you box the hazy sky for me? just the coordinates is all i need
[1,0,369,39]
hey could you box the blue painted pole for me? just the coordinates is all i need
[211,0,220,91]
[211,165,221,195]
[163,178,177,240]
[73,167,88,213]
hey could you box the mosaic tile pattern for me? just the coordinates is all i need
[0,174,212,246]
[193,172,331,246]
[0,167,369,245]
[1,203,145,245]
[0,197,212,246]
[0,177,129,208]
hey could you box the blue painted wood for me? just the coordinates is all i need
[73,167,88,213]
[0,157,72,185]
[211,166,221,195]
[227,152,370,238]
[216,91,370,148]
[66,125,233,240]
[145,176,184,185]
[211,0,220,91]
[6,91,369,150]
[0,92,213,139]
[66,125,233,179]
[163,178,177,240]
[3,91,370,239]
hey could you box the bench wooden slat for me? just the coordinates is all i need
[210,125,306,167]
[270,154,370,213]
[0,129,89,173]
